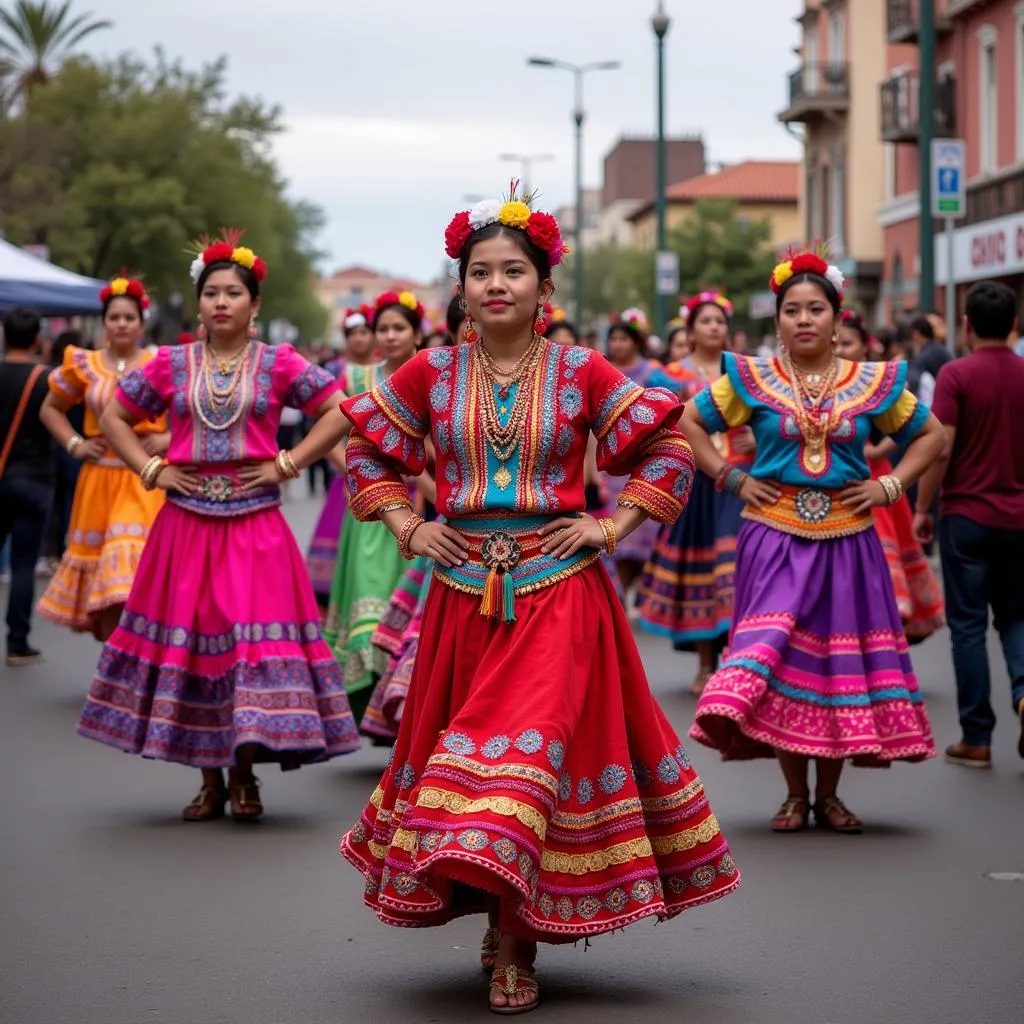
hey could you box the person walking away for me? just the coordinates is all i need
[0,309,53,666]
[914,281,1024,767]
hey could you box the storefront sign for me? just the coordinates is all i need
[935,211,1024,284]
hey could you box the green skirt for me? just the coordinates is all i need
[323,509,407,724]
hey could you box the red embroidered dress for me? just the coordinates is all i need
[339,341,740,941]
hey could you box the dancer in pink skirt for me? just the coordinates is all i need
[79,232,360,821]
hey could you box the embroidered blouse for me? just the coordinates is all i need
[340,341,695,525]
[49,346,166,439]
[116,341,337,465]
[694,353,928,489]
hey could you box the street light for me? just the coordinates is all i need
[652,3,673,336]
[499,152,554,197]
[528,56,621,326]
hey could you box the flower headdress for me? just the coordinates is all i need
[188,228,268,285]
[770,246,844,303]
[682,290,733,321]
[343,304,375,331]
[374,290,425,323]
[100,270,150,311]
[444,180,569,267]
[611,307,650,335]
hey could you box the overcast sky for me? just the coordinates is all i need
[81,0,803,281]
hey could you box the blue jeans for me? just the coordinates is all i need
[0,475,52,651]
[940,515,1024,746]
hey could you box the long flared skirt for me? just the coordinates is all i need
[869,457,944,643]
[78,502,361,768]
[690,522,936,767]
[306,476,348,604]
[38,460,163,634]
[341,562,740,942]
[637,471,745,650]
[323,509,408,723]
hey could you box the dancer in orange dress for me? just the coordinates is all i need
[835,311,944,643]
[38,275,167,640]
[339,184,739,1014]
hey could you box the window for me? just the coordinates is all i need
[828,11,845,63]
[807,168,820,240]
[978,26,998,173]
[1016,3,1024,159]
[806,30,819,92]
[884,143,896,201]
[820,164,832,241]
[832,159,846,257]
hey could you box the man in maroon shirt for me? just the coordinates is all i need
[915,281,1024,768]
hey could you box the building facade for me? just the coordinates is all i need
[877,0,1024,321]
[779,0,891,323]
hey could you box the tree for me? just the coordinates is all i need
[0,1,110,107]
[0,51,328,337]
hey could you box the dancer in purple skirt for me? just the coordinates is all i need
[685,248,946,834]
[80,232,360,822]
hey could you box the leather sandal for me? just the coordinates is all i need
[770,795,809,833]
[182,785,227,822]
[489,964,540,1016]
[480,927,501,972]
[229,776,263,821]
[813,796,863,834]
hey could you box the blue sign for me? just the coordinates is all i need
[931,139,966,218]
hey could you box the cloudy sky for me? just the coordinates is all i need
[81,0,803,281]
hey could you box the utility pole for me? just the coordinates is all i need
[918,0,935,313]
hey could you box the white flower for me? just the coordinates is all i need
[469,199,502,230]
[344,313,367,330]
[189,254,207,284]
[824,264,845,294]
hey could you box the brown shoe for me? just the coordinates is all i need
[944,741,992,769]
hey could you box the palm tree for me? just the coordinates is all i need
[0,1,111,106]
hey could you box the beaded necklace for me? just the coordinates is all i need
[780,353,840,469]
[192,342,253,431]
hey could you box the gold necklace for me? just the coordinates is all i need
[476,336,541,390]
[781,354,840,468]
[192,344,252,431]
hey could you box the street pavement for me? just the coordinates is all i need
[1,492,1021,1024]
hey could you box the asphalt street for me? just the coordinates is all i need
[1,492,1021,1024]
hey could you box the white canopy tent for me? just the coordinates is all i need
[0,238,106,315]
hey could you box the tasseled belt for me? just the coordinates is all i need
[434,514,600,623]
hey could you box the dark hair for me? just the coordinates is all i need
[688,301,731,326]
[51,329,82,367]
[608,322,648,358]
[102,293,144,320]
[665,325,687,351]
[196,261,260,300]
[965,280,1018,341]
[457,222,551,286]
[775,273,841,315]
[374,302,421,335]
[2,307,41,350]
[544,320,579,344]
[446,293,466,336]
[840,311,870,347]
[909,316,934,341]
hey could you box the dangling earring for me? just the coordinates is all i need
[248,315,258,340]
[463,317,479,344]
[196,322,207,342]
[534,305,547,335]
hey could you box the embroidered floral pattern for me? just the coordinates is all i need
[482,735,512,759]
[514,729,544,755]
[657,754,681,785]
[598,764,628,795]
[546,740,565,771]
[576,778,594,805]
[443,732,476,756]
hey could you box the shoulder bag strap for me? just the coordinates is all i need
[0,364,46,480]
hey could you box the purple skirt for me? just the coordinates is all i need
[690,521,935,766]
[306,476,347,602]
[601,473,661,563]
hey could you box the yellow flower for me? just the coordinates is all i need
[772,261,794,288]
[498,201,531,228]
[110,278,129,295]
[398,291,418,310]
[231,247,256,269]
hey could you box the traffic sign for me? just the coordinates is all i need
[655,250,679,297]
[932,138,966,218]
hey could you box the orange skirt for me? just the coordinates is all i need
[38,459,163,634]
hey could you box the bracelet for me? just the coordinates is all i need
[713,465,730,492]
[597,517,617,556]
[275,449,300,480]
[877,474,903,506]
[722,467,748,497]
[396,513,425,561]
[616,498,639,510]
[66,434,84,456]
[139,455,165,491]
[379,502,412,515]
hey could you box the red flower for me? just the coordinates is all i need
[444,211,473,259]
[203,241,235,265]
[525,212,561,256]
[375,291,400,312]
[790,252,828,277]
[251,257,268,281]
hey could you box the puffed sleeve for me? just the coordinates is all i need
[871,388,929,444]
[48,346,87,404]
[693,373,752,434]
[117,348,173,422]
[272,343,340,415]
[340,352,429,521]
[586,353,695,524]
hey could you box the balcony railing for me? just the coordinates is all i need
[779,63,850,125]
[886,0,952,43]
[880,72,957,143]
[965,167,1024,228]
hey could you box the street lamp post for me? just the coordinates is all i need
[499,152,555,197]
[652,3,672,337]
[918,0,936,313]
[528,57,621,327]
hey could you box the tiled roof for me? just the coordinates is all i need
[664,160,800,202]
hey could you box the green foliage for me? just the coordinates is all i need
[578,199,777,327]
[0,49,328,338]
